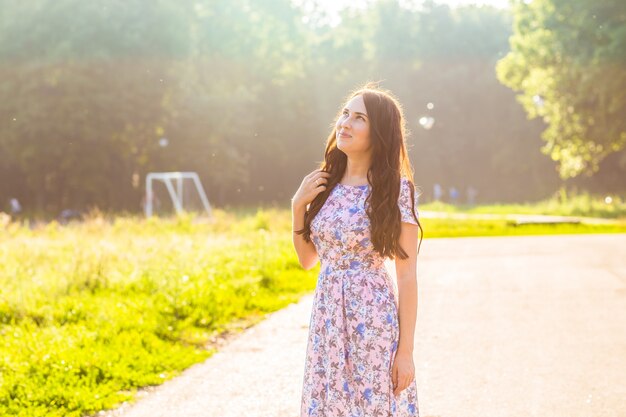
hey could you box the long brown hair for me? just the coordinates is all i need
[295,81,423,259]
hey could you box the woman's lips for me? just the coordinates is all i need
[339,132,351,138]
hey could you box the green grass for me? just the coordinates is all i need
[417,217,626,237]
[419,189,626,219]
[0,209,316,417]
[0,199,624,417]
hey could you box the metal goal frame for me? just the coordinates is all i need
[144,171,212,218]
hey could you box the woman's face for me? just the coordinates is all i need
[336,94,371,155]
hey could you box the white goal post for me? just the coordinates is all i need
[144,171,213,218]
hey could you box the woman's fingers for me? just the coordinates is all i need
[310,171,330,188]
[394,373,414,396]
[308,168,328,179]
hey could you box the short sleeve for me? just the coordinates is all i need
[398,177,419,225]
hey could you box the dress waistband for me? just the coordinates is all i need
[320,258,387,275]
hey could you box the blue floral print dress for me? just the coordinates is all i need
[300,177,420,417]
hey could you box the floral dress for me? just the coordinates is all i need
[300,177,420,417]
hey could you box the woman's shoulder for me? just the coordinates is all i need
[400,176,414,187]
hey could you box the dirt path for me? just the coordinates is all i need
[100,233,626,417]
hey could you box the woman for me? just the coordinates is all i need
[292,82,424,416]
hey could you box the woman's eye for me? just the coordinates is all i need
[342,111,364,121]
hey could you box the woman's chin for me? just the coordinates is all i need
[337,137,352,148]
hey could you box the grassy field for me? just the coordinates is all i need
[0,210,316,417]
[1,198,625,417]
[419,189,626,219]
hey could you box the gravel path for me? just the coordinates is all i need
[97,233,626,417]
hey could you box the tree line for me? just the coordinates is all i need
[0,0,624,216]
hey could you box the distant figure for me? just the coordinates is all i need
[433,183,443,201]
[466,185,478,205]
[58,209,82,225]
[9,198,22,220]
[449,186,459,204]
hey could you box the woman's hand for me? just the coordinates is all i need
[391,350,415,397]
[292,169,330,209]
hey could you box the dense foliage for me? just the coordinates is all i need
[1,0,624,216]
[497,0,626,178]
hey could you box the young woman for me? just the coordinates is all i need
[292,82,424,416]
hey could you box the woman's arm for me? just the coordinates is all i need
[395,221,419,354]
[292,202,319,270]
[291,169,329,270]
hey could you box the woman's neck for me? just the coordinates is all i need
[343,156,370,182]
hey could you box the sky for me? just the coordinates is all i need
[420,0,510,7]
[313,0,511,10]
[294,0,511,26]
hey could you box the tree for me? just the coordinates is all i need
[0,0,192,212]
[496,0,626,178]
